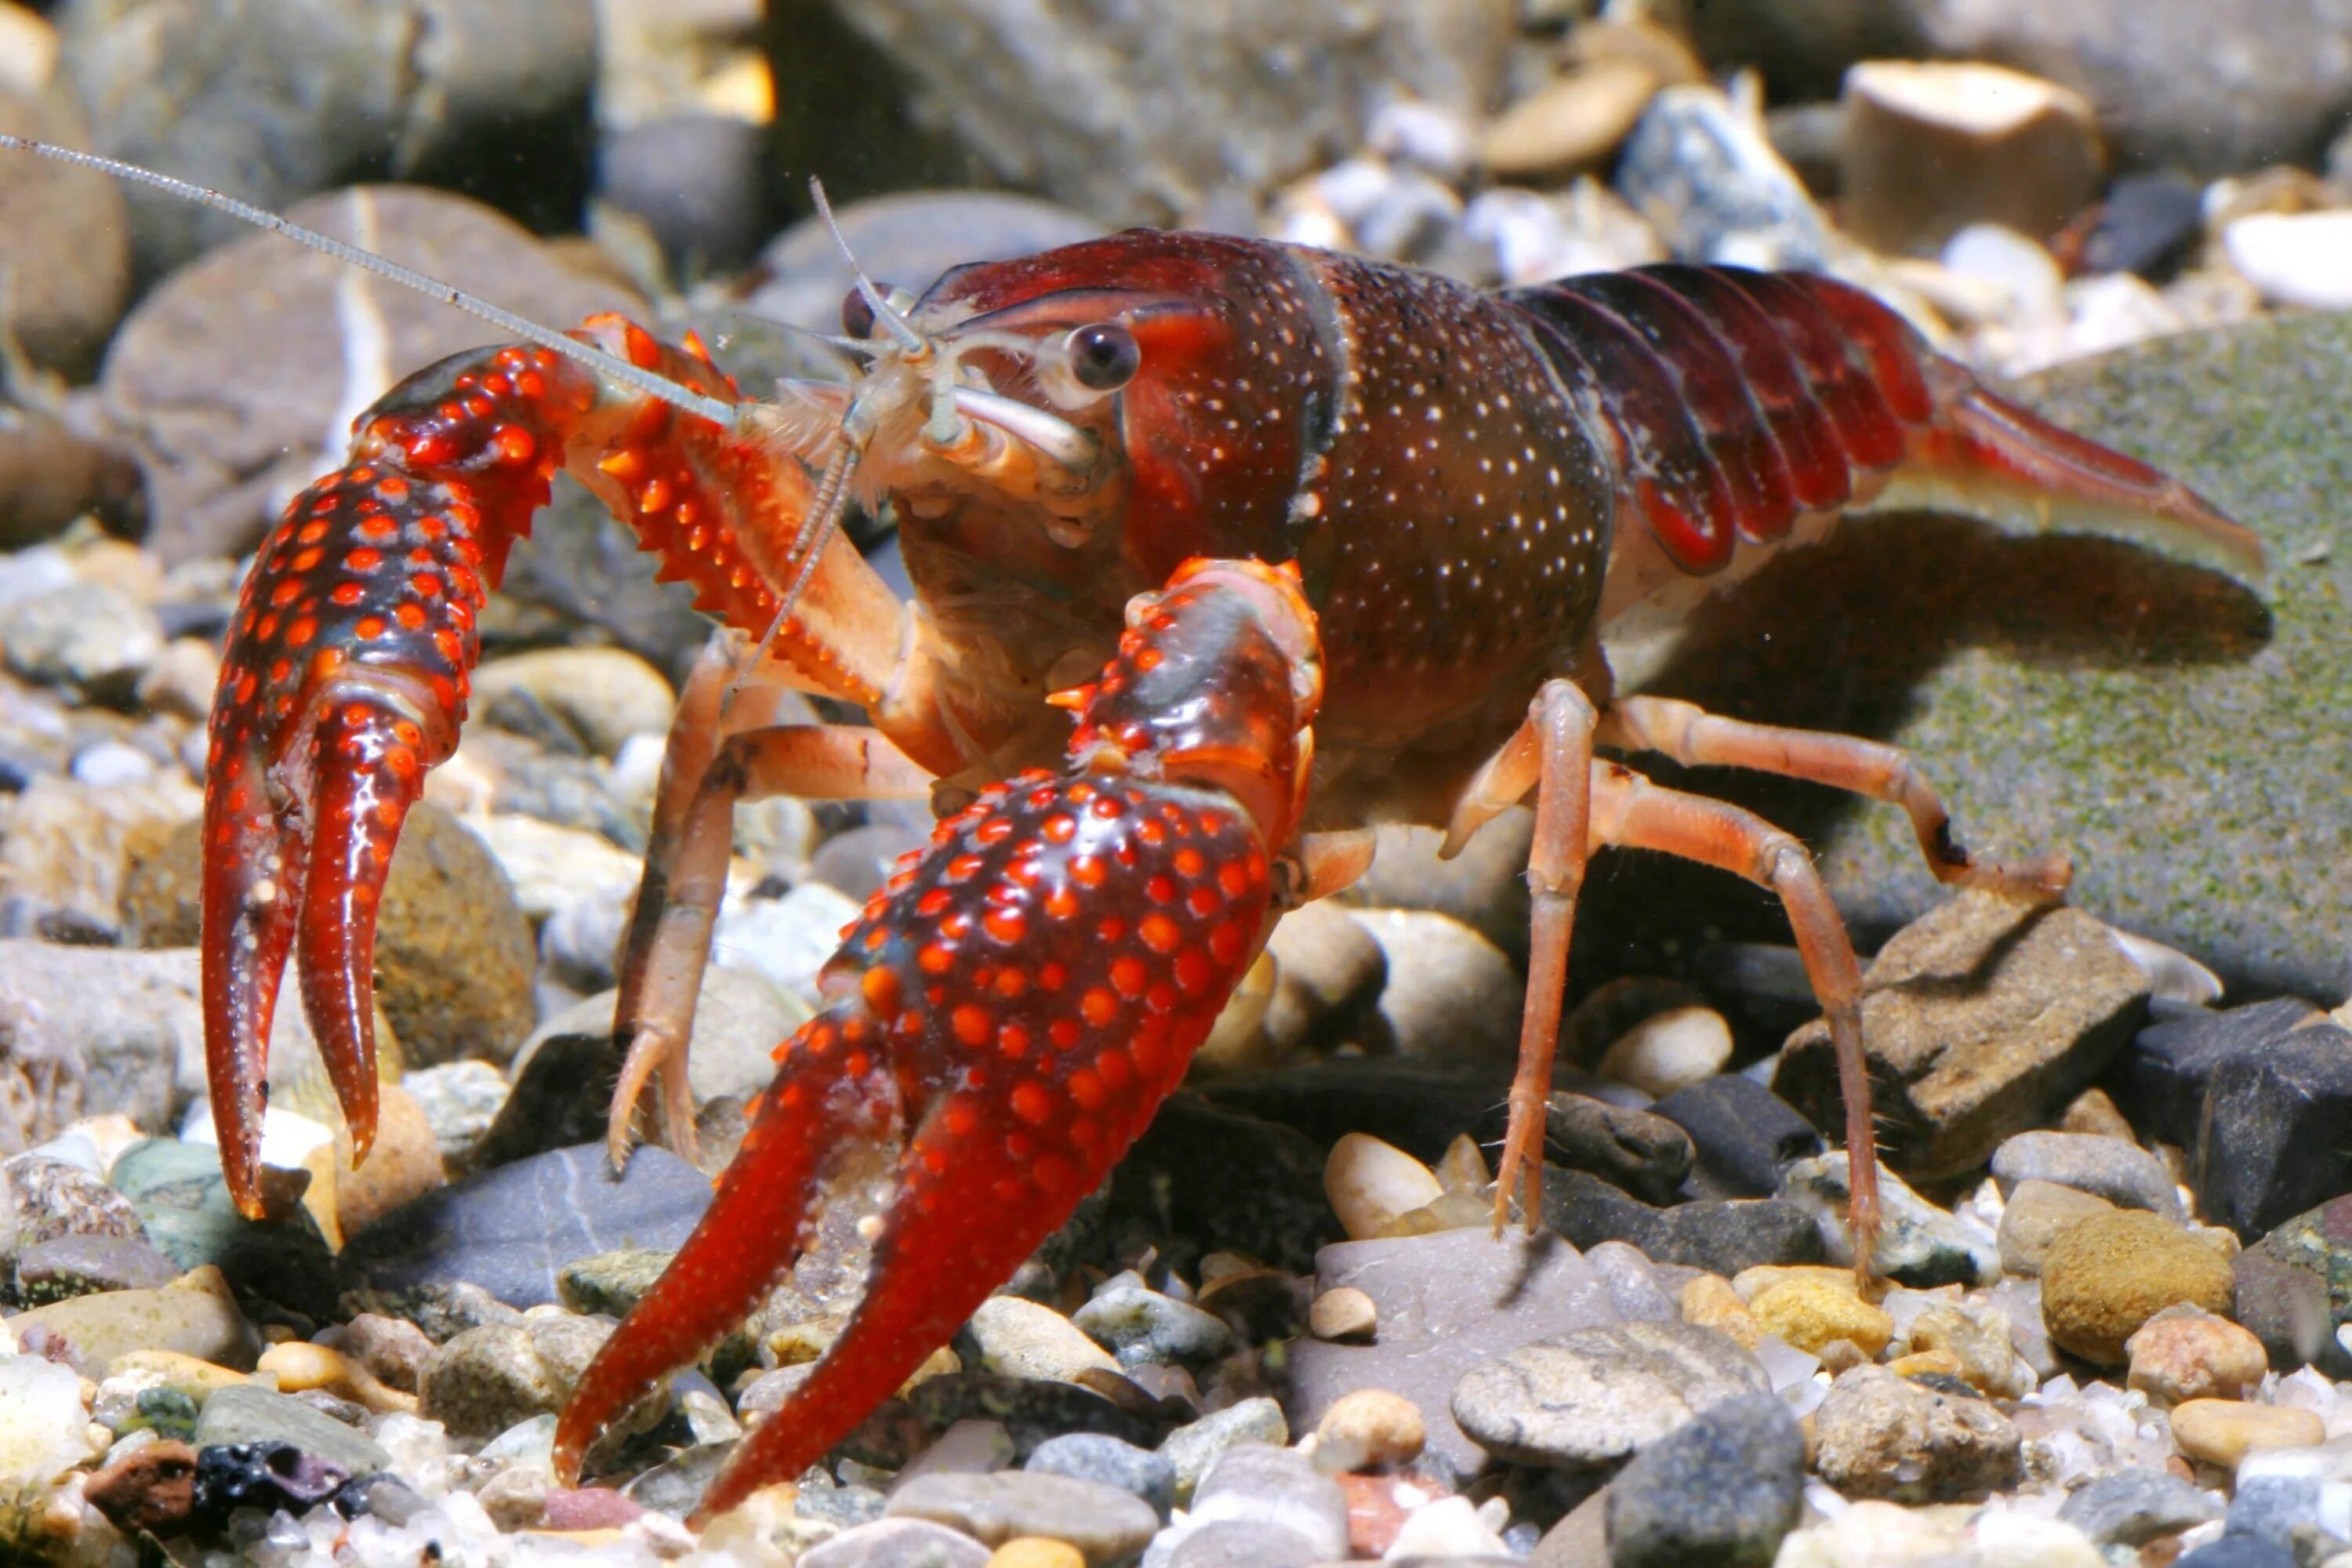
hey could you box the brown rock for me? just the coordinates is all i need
[1813,1364,2022,1502]
[2041,1210,2235,1366]
[82,1438,197,1534]
[124,802,534,1068]
[0,85,129,371]
[334,1083,448,1237]
[1839,61,2103,256]
[2059,1087,2136,1142]
[1776,892,2151,1181]
[2169,1398,2324,1469]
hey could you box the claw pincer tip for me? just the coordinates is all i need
[556,561,1320,1520]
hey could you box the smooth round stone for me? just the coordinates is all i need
[1990,1131,2183,1218]
[1323,1132,1446,1242]
[1185,1444,1348,1563]
[964,1297,1120,1383]
[1162,1519,1319,1568]
[1158,1399,1287,1502]
[2170,1399,2325,1470]
[1306,1287,1377,1343]
[2041,1210,2236,1365]
[886,1472,1158,1563]
[1747,1277,1893,1358]
[1606,1392,1803,1568]
[2128,1305,2270,1405]
[1584,1240,1679,1323]
[1450,1319,1769,1468]
[6,1264,258,1376]
[1312,1388,1425,1472]
[798,1516,990,1568]
[1598,1006,1734,1098]
[1070,1286,1231,1369]
[1025,1433,1174,1519]
[1812,1366,2022,1503]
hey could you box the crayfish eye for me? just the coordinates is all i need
[1066,322,1139,392]
[840,288,877,339]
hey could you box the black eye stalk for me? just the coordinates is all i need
[1068,322,1141,391]
[840,288,878,339]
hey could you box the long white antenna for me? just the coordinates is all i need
[0,133,744,430]
[809,177,923,353]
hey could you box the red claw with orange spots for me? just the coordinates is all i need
[551,558,1321,1519]
[199,315,849,1216]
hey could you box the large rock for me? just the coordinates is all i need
[2233,1195,2352,1377]
[57,0,595,280]
[96,183,635,562]
[1776,892,2150,1181]
[1285,1227,1620,1473]
[2191,1017,2352,1239]
[0,82,129,371]
[1599,310,2352,1004]
[126,803,535,1070]
[798,0,1513,226]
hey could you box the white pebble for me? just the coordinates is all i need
[71,741,155,786]
[2223,211,2352,310]
[1596,1006,1732,1098]
[1323,1132,1444,1240]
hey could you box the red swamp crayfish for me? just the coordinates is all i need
[0,139,2262,1521]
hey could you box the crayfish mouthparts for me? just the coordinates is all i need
[553,557,1320,1521]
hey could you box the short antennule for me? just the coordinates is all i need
[0,133,743,430]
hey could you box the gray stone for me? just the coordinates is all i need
[0,85,129,372]
[886,1469,1160,1561]
[2195,1019,2352,1239]
[1780,1152,1999,1288]
[1287,1228,1619,1474]
[1072,1285,1232,1370]
[419,1312,615,1440]
[1991,1131,2183,1220]
[0,581,162,700]
[2176,1541,2296,1568]
[1156,1400,1287,1504]
[2059,1466,2223,1547]
[1544,1094,1693,1207]
[2232,1195,2352,1377]
[1810,1365,2021,1503]
[1605,1393,1805,1568]
[110,1138,336,1316]
[191,1382,389,1477]
[1650,1075,1824,1199]
[1450,1319,1768,1469]
[96,183,633,562]
[5,1263,257,1375]
[1181,1444,1346,1562]
[1996,1179,2117,1278]
[808,0,1512,228]
[1616,85,1830,270]
[338,1142,711,1309]
[1025,1432,1175,1519]
[962,1296,1118,1383]
[797,1518,990,1568]
[1543,1168,1826,1278]
[399,1062,510,1166]
[1113,1096,1338,1274]
[12,1234,182,1305]
[60,0,594,281]
[2,1152,143,1255]
[1161,1519,1320,1567]
[1777,894,2150,1182]
[1582,1240,1678,1323]
[1630,310,2352,1005]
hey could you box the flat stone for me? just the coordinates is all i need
[2170,1399,2325,1470]
[1996,1179,2117,1277]
[1285,1228,1620,1474]
[2056,1465,2223,1546]
[1180,1444,1347,1563]
[1991,1131,2183,1219]
[798,1518,991,1568]
[886,1471,1158,1564]
[339,1142,711,1309]
[1606,1392,1804,1568]
[8,1260,259,1376]
[13,1233,183,1304]
[1544,1169,1825,1277]
[191,1382,390,1477]
[1450,1319,1767,1469]
[1777,894,2150,1182]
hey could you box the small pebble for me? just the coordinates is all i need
[2169,1399,2325,1470]
[1071,1285,1231,1369]
[1307,1286,1377,1343]
[1159,1399,1287,1502]
[1025,1433,1174,1519]
[1680,1274,1762,1349]
[964,1297,1121,1383]
[1747,1276,1894,1358]
[2128,1305,2270,1406]
[799,1517,990,1568]
[1997,1179,2118,1276]
[1812,1365,2021,1503]
[256,1340,419,1415]
[1597,1006,1734,1098]
[1312,1388,1425,1472]
[1323,1131,1444,1240]
[887,1471,1159,1563]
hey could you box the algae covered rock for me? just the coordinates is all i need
[1595,310,2352,1000]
